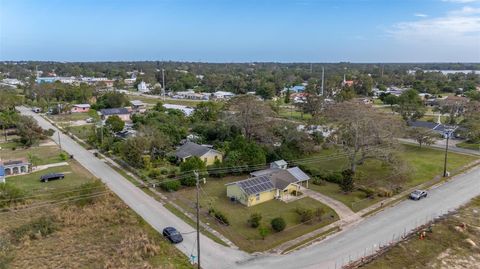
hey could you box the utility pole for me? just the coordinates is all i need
[321,66,325,96]
[194,170,201,269]
[443,128,452,177]
[162,68,166,101]
[57,130,62,150]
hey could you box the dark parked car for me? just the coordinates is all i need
[409,190,428,200]
[162,227,183,244]
[40,173,65,182]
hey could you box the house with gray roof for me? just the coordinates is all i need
[172,142,223,166]
[226,161,310,207]
[99,108,131,122]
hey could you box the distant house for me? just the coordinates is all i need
[408,120,459,138]
[137,81,150,93]
[163,104,194,116]
[212,91,235,100]
[1,159,32,177]
[226,161,310,207]
[172,142,222,165]
[98,108,131,121]
[130,100,146,113]
[71,104,91,113]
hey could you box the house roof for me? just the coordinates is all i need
[73,104,90,108]
[173,142,219,159]
[2,159,29,166]
[287,167,310,181]
[100,108,130,116]
[232,166,310,196]
[408,121,439,130]
[130,100,145,106]
[231,175,275,196]
[272,159,288,167]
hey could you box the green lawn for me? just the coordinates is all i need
[48,113,91,122]
[6,161,96,196]
[127,95,204,107]
[456,141,480,151]
[309,181,382,212]
[67,125,94,141]
[302,144,478,211]
[277,106,312,121]
[166,176,339,252]
[2,145,66,165]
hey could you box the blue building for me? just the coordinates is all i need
[0,165,5,184]
[35,77,58,84]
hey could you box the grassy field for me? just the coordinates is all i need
[456,141,480,151]
[0,141,191,268]
[166,176,339,252]
[303,144,478,211]
[66,125,94,141]
[127,95,203,107]
[48,113,91,122]
[277,106,312,121]
[6,162,96,195]
[363,196,480,269]
[1,144,67,166]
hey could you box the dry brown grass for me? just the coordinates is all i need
[0,193,191,269]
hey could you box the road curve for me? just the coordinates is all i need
[19,106,480,269]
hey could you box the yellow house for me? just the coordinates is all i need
[226,166,310,207]
[173,142,223,166]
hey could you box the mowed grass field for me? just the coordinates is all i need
[167,176,339,252]
[1,144,65,166]
[363,196,480,269]
[0,139,191,268]
[303,144,478,211]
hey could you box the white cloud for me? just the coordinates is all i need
[414,13,428,17]
[387,6,480,61]
[442,0,480,3]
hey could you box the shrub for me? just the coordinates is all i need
[59,152,69,161]
[358,186,375,198]
[315,208,325,220]
[339,169,355,193]
[247,213,262,228]
[160,180,181,192]
[11,216,57,242]
[258,226,270,240]
[270,217,286,232]
[148,168,161,179]
[326,172,343,184]
[377,187,393,197]
[214,210,230,226]
[0,183,24,208]
[295,207,314,223]
[180,176,196,187]
[311,177,324,186]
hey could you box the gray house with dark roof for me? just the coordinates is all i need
[172,142,223,165]
[98,108,131,121]
[226,161,310,207]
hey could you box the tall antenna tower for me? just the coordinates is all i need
[320,66,325,96]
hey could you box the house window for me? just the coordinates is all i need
[204,158,207,163]
[255,193,260,201]
[214,155,218,160]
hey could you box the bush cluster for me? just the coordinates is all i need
[247,213,262,228]
[270,217,286,232]
[295,207,314,223]
[160,180,181,192]
[209,208,230,226]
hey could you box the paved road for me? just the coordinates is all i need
[20,106,480,269]
[17,107,248,269]
[399,138,480,156]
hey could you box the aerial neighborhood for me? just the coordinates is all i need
[1,62,480,268]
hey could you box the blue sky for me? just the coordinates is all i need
[1,0,479,62]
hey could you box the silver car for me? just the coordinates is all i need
[409,190,428,200]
